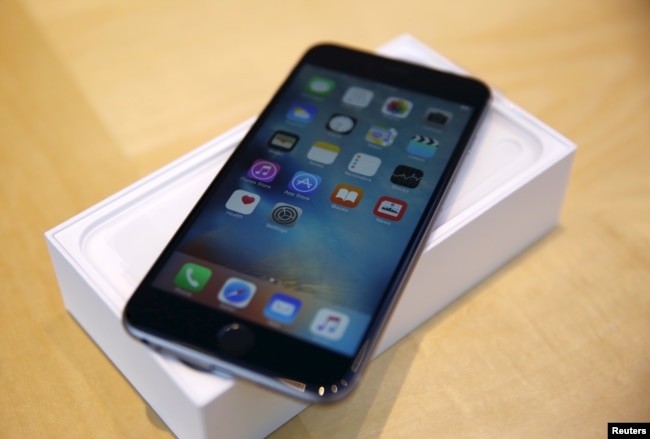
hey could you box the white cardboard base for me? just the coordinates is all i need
[46,35,575,439]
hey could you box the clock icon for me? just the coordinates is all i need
[326,114,356,134]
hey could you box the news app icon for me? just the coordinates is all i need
[374,196,407,221]
[310,308,350,340]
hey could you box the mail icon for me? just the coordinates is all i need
[264,293,302,324]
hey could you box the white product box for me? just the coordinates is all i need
[45,35,575,439]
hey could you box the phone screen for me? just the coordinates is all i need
[151,64,474,356]
[125,44,489,401]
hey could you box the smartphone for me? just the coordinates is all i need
[123,44,490,403]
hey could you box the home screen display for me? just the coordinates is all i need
[152,64,474,356]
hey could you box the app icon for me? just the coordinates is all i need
[174,263,212,293]
[247,159,280,183]
[348,153,381,177]
[264,293,302,324]
[365,125,398,147]
[382,97,413,118]
[269,203,302,227]
[287,102,317,124]
[310,308,350,340]
[306,77,335,96]
[326,114,356,134]
[407,135,438,158]
[268,131,299,151]
[424,108,452,127]
[342,86,374,108]
[374,196,407,221]
[218,278,257,308]
[225,189,261,215]
[307,141,340,164]
[391,165,424,188]
[330,183,364,208]
[288,171,321,194]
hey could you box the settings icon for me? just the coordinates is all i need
[269,203,302,227]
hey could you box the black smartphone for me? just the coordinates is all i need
[123,44,490,403]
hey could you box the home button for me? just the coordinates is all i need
[217,323,255,356]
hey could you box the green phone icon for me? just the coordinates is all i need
[174,263,212,292]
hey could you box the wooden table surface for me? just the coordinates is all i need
[1,0,648,437]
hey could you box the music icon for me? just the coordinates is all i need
[310,308,350,341]
[247,159,280,183]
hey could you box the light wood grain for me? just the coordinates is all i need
[2,0,649,437]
